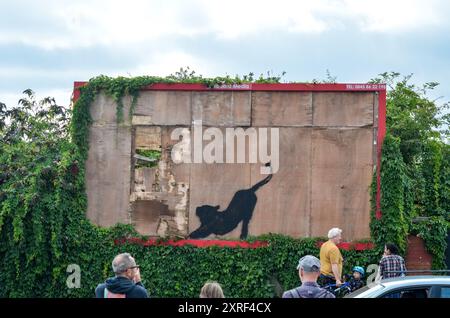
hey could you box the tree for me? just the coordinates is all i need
[0,90,75,296]
[371,72,448,164]
[370,72,449,268]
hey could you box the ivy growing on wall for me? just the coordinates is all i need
[1,70,448,298]
[422,140,444,217]
[0,71,297,297]
[411,217,448,269]
[370,72,449,268]
[1,74,375,298]
[370,134,409,255]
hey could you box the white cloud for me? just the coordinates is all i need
[0,66,92,80]
[1,0,449,113]
[342,0,443,32]
[2,0,447,50]
[1,89,73,108]
[0,50,217,107]
[197,0,329,38]
[0,0,200,49]
[127,51,220,77]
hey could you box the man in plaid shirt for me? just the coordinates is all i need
[379,243,407,279]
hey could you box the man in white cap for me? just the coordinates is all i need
[282,255,335,298]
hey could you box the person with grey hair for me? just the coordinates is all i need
[200,281,225,298]
[95,253,148,298]
[319,227,343,287]
[282,255,335,298]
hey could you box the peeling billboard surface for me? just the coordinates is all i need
[85,89,379,240]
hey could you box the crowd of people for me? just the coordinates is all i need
[282,227,407,298]
[94,253,225,298]
[94,227,407,298]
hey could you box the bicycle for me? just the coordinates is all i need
[322,281,352,297]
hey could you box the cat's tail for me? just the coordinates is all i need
[250,163,273,192]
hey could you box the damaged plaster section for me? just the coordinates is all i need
[130,125,189,237]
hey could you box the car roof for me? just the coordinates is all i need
[345,276,450,298]
[380,276,450,288]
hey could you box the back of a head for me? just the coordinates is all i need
[385,242,399,255]
[297,255,321,283]
[327,227,342,239]
[112,253,135,276]
[200,281,224,298]
[297,255,321,273]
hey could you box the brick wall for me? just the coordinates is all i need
[405,235,433,274]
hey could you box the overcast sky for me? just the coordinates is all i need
[1,0,449,108]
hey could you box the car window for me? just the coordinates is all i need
[344,285,372,298]
[344,284,384,298]
[382,287,430,298]
[440,287,450,298]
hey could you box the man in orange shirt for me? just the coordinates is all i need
[319,227,343,287]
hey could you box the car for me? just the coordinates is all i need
[344,276,450,298]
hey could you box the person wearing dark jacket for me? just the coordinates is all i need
[282,255,335,298]
[95,253,148,298]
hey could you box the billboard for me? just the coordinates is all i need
[73,82,386,240]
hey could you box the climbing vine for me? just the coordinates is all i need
[71,68,286,160]
[1,70,448,298]
[411,217,448,269]
[370,73,449,268]
[370,134,409,255]
[0,71,292,297]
